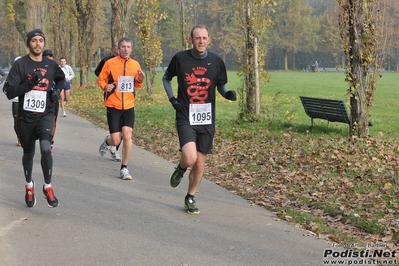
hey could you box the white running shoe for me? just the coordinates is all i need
[62,110,67,117]
[99,136,110,157]
[120,168,132,180]
[110,146,121,162]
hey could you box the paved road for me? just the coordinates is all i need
[0,86,332,266]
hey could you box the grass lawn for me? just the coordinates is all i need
[69,70,399,248]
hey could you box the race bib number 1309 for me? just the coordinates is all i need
[23,90,47,113]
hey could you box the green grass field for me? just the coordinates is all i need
[69,70,399,246]
[77,70,399,138]
[129,70,399,138]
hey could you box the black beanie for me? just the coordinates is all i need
[43,49,54,57]
[26,29,45,46]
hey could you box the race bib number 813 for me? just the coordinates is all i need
[118,76,134,93]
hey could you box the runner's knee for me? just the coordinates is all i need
[40,139,52,154]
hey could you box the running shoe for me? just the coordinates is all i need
[120,167,132,180]
[169,162,186,188]
[43,185,59,207]
[62,110,66,117]
[184,196,200,214]
[109,146,121,162]
[99,136,110,157]
[25,181,36,208]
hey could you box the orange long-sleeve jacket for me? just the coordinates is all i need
[97,56,143,110]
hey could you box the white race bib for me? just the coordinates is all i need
[118,76,135,93]
[189,103,212,125]
[23,90,47,113]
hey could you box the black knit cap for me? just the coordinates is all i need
[26,29,45,46]
[43,49,54,57]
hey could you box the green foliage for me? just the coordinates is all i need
[200,0,242,57]
[270,0,319,54]
[5,0,28,37]
[133,0,165,93]
[236,0,274,116]
[157,0,181,58]
[74,0,101,86]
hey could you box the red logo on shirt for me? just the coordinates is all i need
[185,67,210,104]
[28,68,49,91]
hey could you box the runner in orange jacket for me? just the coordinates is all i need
[97,37,145,180]
[97,54,143,109]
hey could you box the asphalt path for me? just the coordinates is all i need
[0,83,332,266]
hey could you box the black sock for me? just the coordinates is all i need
[179,164,187,171]
[185,193,194,199]
[121,164,127,169]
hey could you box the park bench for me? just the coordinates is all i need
[299,96,351,128]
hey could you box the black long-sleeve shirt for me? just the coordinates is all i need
[3,55,65,122]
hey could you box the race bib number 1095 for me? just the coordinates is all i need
[189,103,212,125]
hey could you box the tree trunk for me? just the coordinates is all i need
[292,53,296,70]
[111,0,123,44]
[349,66,369,137]
[70,32,77,68]
[145,69,152,94]
[75,0,98,86]
[177,0,187,50]
[284,50,288,71]
[245,0,255,114]
[79,66,89,86]
[347,0,370,137]
[254,38,260,115]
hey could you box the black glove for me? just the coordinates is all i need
[27,70,43,89]
[50,89,60,102]
[169,97,182,111]
[224,90,237,101]
[32,70,43,84]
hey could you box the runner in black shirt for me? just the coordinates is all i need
[94,41,122,162]
[163,25,237,214]
[4,29,65,208]
[94,41,119,76]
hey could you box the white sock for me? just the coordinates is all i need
[26,181,33,188]
[44,183,52,189]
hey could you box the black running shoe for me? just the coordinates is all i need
[43,185,59,207]
[25,181,36,208]
[184,196,200,214]
[169,162,186,188]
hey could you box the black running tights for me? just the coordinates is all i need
[22,137,52,184]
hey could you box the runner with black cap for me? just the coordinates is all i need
[43,49,58,153]
[3,29,65,208]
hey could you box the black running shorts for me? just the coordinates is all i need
[17,112,54,148]
[176,120,215,154]
[106,107,135,134]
